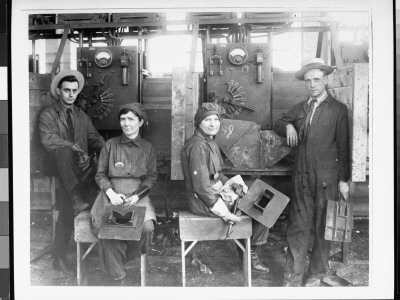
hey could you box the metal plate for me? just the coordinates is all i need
[238,179,290,228]
[98,205,146,241]
[223,124,261,169]
[325,200,353,242]
[261,130,293,168]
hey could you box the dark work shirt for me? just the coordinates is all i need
[96,134,157,192]
[180,129,228,213]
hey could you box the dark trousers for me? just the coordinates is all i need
[283,168,337,286]
[98,220,154,280]
[40,147,81,260]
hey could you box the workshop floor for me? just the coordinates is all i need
[30,211,369,287]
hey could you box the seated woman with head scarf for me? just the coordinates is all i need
[90,103,157,285]
[180,103,269,273]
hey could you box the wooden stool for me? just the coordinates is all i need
[74,210,148,286]
[179,211,252,287]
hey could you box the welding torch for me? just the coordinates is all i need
[226,183,245,238]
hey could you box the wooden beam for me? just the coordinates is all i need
[189,20,199,74]
[50,28,69,75]
[29,16,331,31]
[171,68,186,181]
[351,63,369,182]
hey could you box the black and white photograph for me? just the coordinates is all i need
[11,0,394,299]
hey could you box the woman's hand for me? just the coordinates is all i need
[126,195,139,206]
[105,188,126,205]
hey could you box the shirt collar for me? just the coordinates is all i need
[120,133,141,147]
[308,89,328,105]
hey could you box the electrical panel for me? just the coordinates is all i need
[76,46,138,130]
[205,43,272,129]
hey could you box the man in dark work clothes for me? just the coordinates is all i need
[274,58,350,287]
[38,70,105,275]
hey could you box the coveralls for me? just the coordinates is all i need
[39,101,105,260]
[91,134,157,280]
[274,94,350,286]
[180,128,269,246]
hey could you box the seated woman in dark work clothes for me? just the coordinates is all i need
[90,103,157,285]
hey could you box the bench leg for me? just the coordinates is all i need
[245,238,251,287]
[77,242,82,286]
[341,242,349,264]
[181,241,186,287]
[141,253,148,286]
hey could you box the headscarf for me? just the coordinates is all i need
[194,103,225,128]
[118,103,148,127]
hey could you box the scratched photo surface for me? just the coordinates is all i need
[12,1,394,299]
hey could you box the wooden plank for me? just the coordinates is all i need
[74,211,99,243]
[171,68,186,180]
[184,73,199,140]
[330,19,343,69]
[327,66,354,88]
[50,29,69,75]
[179,212,252,241]
[29,89,54,108]
[29,72,52,90]
[351,63,369,182]
[142,97,171,109]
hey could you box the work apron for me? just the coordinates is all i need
[91,177,156,231]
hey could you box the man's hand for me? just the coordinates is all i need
[76,152,90,170]
[71,143,85,153]
[338,181,350,201]
[105,188,126,205]
[286,124,298,147]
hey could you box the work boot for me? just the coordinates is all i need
[52,257,74,276]
[72,194,89,215]
[250,250,269,273]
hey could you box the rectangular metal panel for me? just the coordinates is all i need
[238,179,289,228]
[205,43,272,129]
[77,46,138,130]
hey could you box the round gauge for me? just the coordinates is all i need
[228,47,248,65]
[94,49,113,68]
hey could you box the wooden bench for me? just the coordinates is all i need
[179,211,252,287]
[74,210,148,286]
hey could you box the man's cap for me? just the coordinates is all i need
[295,58,334,80]
[50,69,85,98]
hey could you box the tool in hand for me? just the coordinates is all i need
[226,183,245,238]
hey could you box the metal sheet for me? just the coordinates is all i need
[238,179,290,228]
[98,205,146,241]
[224,124,261,169]
[261,130,293,168]
[215,119,258,154]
